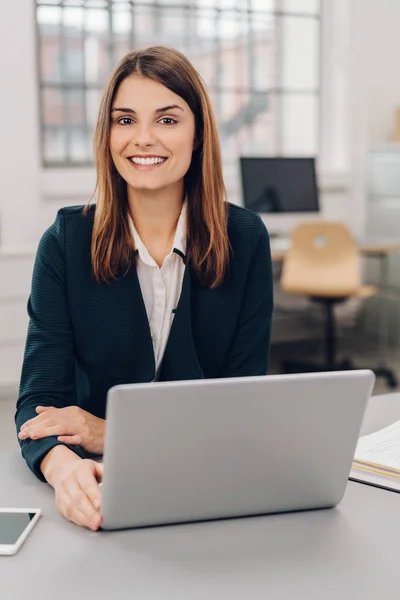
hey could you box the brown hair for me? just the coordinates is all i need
[83,46,229,288]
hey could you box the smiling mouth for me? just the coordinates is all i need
[128,156,168,167]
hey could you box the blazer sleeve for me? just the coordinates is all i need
[220,216,274,377]
[15,210,87,481]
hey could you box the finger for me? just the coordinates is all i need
[77,463,102,511]
[94,462,104,481]
[70,505,102,531]
[20,414,48,431]
[65,478,101,530]
[57,435,82,445]
[61,496,101,531]
[36,406,55,414]
[19,422,69,440]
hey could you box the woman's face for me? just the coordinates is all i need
[110,76,197,194]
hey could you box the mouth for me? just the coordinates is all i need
[127,156,168,171]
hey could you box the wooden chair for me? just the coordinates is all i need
[280,222,377,372]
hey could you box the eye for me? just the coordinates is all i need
[159,117,178,126]
[116,117,134,126]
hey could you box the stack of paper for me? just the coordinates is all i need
[350,420,400,492]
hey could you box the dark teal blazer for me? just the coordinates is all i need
[15,203,273,480]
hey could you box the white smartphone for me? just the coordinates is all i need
[0,508,41,555]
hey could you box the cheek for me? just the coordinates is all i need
[109,128,129,157]
[171,131,196,164]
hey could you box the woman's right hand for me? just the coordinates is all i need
[54,459,103,531]
[41,446,103,531]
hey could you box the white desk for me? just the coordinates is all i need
[1,393,400,599]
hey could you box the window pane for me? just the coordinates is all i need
[218,11,246,41]
[158,9,187,49]
[85,8,109,33]
[282,0,320,15]
[219,0,237,8]
[66,89,86,126]
[86,89,102,129]
[190,49,219,89]
[63,6,84,29]
[84,36,110,83]
[196,0,218,7]
[69,128,90,162]
[40,36,61,83]
[281,16,319,90]
[195,9,217,50]
[250,0,275,12]
[133,7,156,41]
[42,89,64,126]
[43,128,67,163]
[218,91,272,158]
[112,6,132,35]
[37,6,61,28]
[281,94,318,155]
[63,38,85,82]
[249,13,276,90]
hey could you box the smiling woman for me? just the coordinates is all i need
[87,46,229,288]
[15,46,273,532]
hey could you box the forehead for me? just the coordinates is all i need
[113,76,189,111]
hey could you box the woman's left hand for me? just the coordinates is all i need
[18,406,105,455]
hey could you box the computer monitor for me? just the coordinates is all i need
[240,157,320,215]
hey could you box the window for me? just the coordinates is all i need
[36,0,320,199]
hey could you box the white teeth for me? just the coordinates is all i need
[130,157,167,165]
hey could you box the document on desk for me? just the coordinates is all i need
[349,421,400,492]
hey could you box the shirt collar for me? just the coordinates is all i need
[128,199,187,264]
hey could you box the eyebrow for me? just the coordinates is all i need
[111,104,184,114]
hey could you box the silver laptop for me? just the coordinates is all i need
[100,370,375,530]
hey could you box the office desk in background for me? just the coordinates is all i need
[1,393,400,599]
[271,237,400,387]
[270,236,400,264]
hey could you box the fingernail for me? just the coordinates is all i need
[18,431,27,439]
[90,516,99,530]
[21,425,27,430]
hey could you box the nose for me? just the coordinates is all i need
[133,123,155,148]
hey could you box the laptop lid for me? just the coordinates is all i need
[100,370,375,530]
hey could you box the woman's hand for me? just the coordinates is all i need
[18,406,105,455]
[41,447,103,531]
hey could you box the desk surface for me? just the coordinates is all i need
[270,237,400,262]
[1,393,400,599]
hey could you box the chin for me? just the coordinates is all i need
[128,181,166,192]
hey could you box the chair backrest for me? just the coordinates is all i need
[281,221,361,297]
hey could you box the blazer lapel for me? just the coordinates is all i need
[159,265,204,381]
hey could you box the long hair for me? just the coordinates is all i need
[83,46,229,288]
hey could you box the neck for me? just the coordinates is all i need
[128,182,185,243]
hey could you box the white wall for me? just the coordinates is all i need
[351,0,400,145]
[0,0,40,251]
[348,0,400,240]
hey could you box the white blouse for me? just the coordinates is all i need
[128,203,187,378]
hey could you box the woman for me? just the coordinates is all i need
[15,47,273,531]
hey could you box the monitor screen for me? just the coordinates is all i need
[240,157,319,214]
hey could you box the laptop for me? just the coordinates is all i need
[100,370,375,530]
